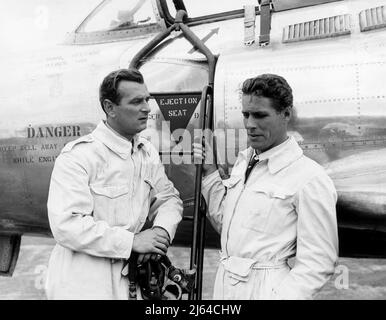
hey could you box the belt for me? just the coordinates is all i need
[220,254,287,285]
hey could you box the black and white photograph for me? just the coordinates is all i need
[0,0,386,305]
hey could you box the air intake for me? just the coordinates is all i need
[283,14,351,43]
[359,6,386,32]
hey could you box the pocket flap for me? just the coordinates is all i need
[249,184,294,199]
[90,185,129,198]
[222,175,243,189]
[221,256,255,278]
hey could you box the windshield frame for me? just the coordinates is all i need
[65,0,165,45]
[159,0,345,27]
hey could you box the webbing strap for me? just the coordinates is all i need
[259,0,273,46]
[244,5,256,45]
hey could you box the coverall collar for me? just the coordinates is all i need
[239,136,303,174]
[92,121,149,159]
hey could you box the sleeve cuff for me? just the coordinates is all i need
[202,170,222,200]
[152,225,170,240]
[152,215,179,242]
[202,169,221,185]
[115,228,134,259]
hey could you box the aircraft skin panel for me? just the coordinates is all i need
[0,123,95,235]
[0,39,158,234]
[0,54,211,235]
[0,0,386,258]
[214,58,386,218]
[207,0,386,237]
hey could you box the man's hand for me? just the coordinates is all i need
[192,136,217,177]
[132,227,170,264]
[132,228,169,256]
[152,226,170,244]
[134,227,171,264]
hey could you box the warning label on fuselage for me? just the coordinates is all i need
[152,93,201,134]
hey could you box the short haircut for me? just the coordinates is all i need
[99,68,144,113]
[241,74,293,112]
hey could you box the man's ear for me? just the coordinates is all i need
[102,99,115,118]
[283,107,291,121]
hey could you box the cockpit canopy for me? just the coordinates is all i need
[66,0,344,45]
[65,0,163,44]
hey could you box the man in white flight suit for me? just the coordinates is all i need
[45,69,183,299]
[193,74,338,299]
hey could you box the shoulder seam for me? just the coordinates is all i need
[61,134,94,153]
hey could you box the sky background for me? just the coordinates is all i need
[0,0,101,55]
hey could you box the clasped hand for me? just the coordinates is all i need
[132,227,170,264]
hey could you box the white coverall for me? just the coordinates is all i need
[201,136,338,299]
[45,121,183,299]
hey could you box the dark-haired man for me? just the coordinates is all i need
[193,74,338,299]
[45,69,183,299]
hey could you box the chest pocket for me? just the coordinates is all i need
[90,184,130,226]
[241,184,295,235]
